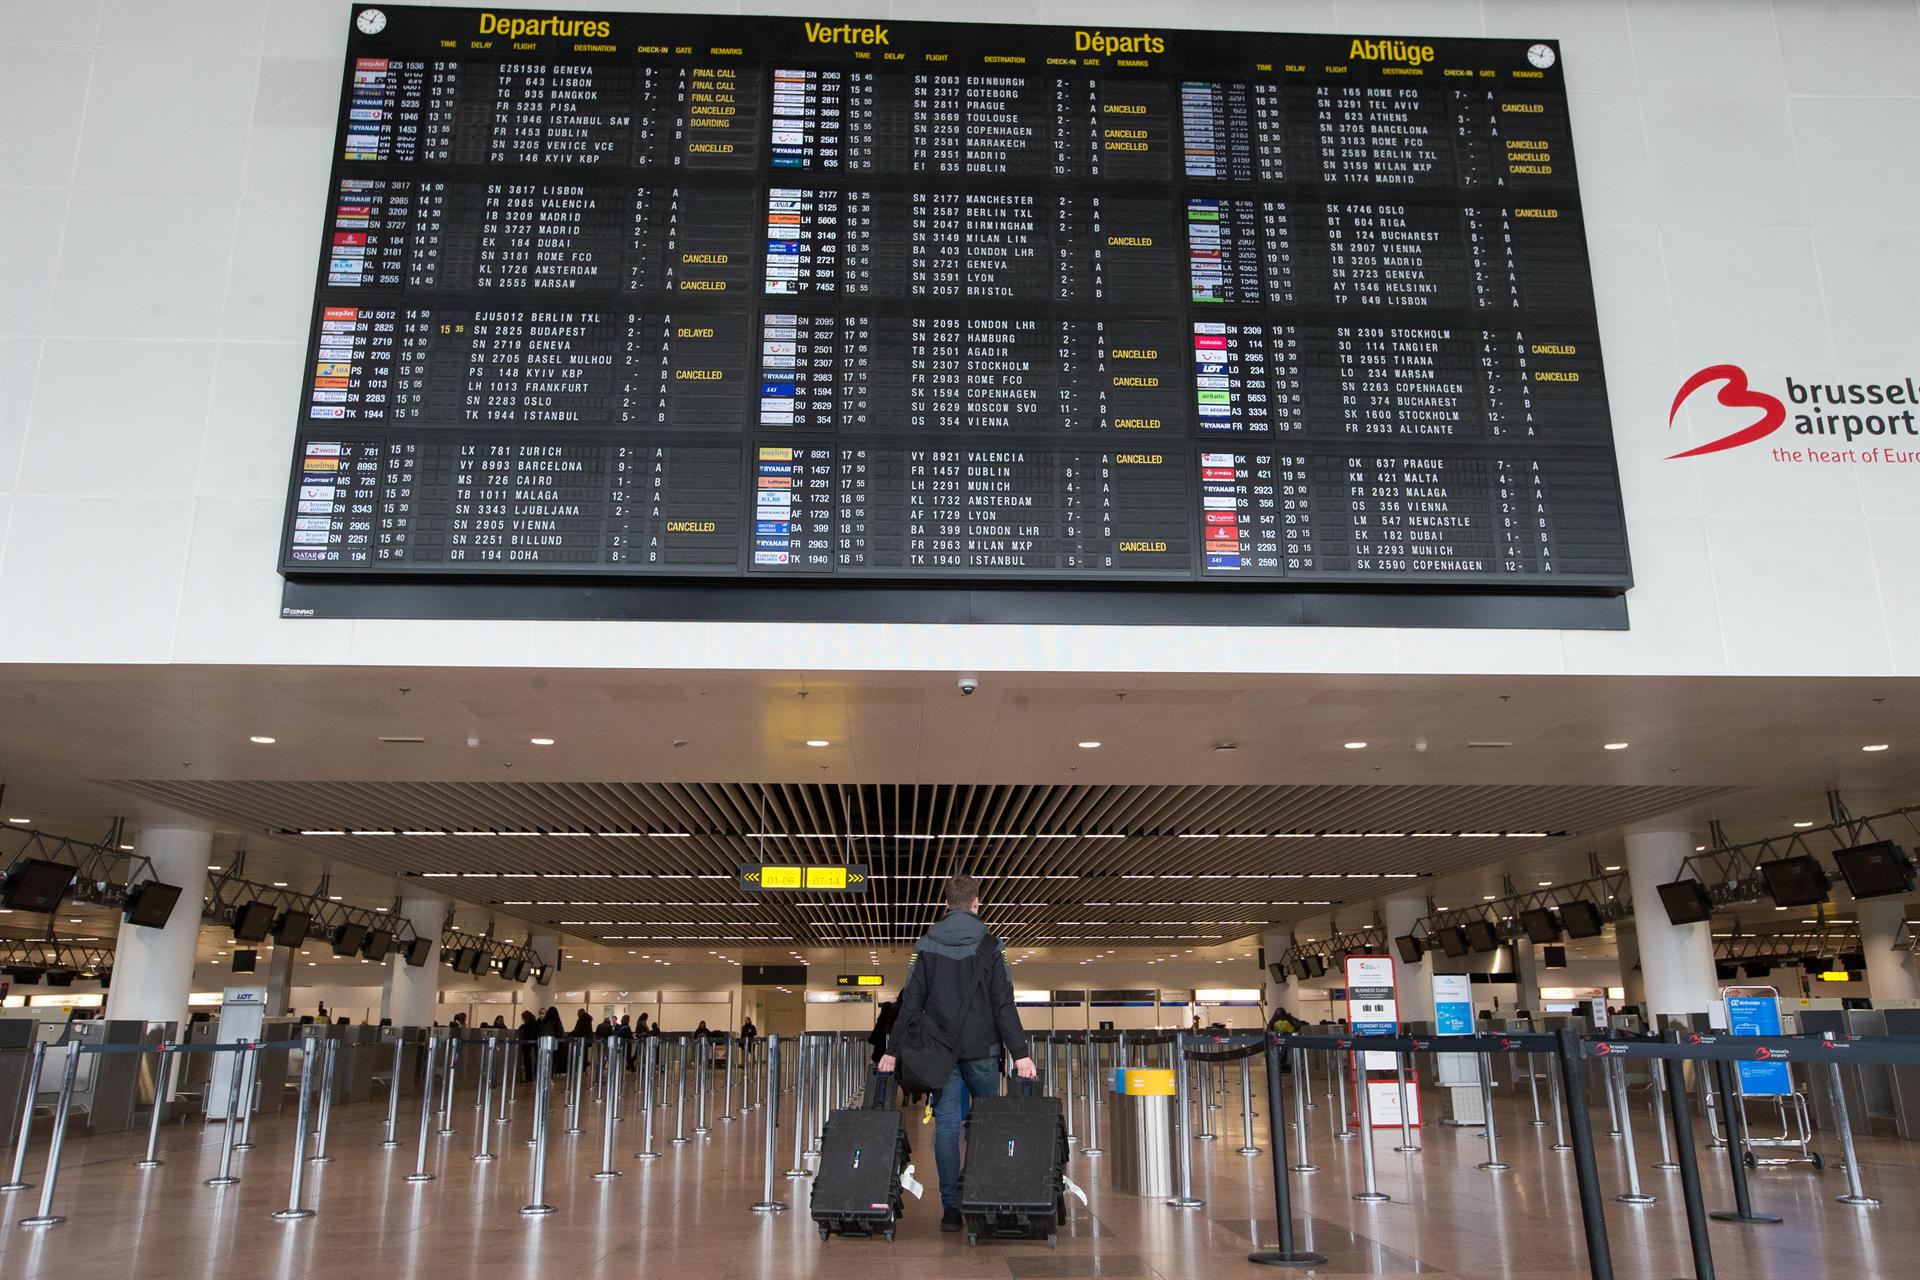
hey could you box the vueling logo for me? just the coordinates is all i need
[805,20,889,45]
[1349,38,1435,66]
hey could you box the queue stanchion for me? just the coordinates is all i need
[521,1035,556,1216]
[503,1035,518,1117]
[1647,1048,1677,1171]
[722,1035,736,1122]
[694,1035,712,1136]
[566,1037,586,1136]
[611,1037,625,1122]
[18,1042,82,1227]
[592,1037,622,1180]
[1823,1055,1879,1208]
[1081,1036,1104,1157]
[750,1034,787,1213]
[1602,1043,1623,1137]
[1706,1056,1779,1224]
[136,1043,174,1169]
[473,1037,498,1163]
[272,1039,318,1222]
[405,1034,440,1184]
[1195,1045,1217,1141]
[1608,1055,1653,1205]
[309,1038,338,1164]
[1249,1036,1326,1269]
[785,1035,810,1179]
[1298,1038,1314,1108]
[1393,1054,1419,1154]
[1547,1048,1572,1152]
[1,1041,48,1191]
[1350,1059,1388,1203]
[234,1044,261,1152]
[1332,1048,1352,1140]
[636,1034,661,1161]
[1062,1038,1077,1143]
[1526,1051,1546,1126]
[205,1046,247,1187]
[380,1036,405,1149]
[1554,1026,1616,1280]
[1660,1030,1716,1280]
[1288,1043,1316,1173]
[1166,1033,1202,1208]
[1237,1048,1261,1155]
[671,1035,690,1147]
[438,1035,460,1136]
[1475,1050,1508,1171]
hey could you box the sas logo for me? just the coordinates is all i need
[1667,364,1919,465]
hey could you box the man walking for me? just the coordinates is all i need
[878,873,1036,1232]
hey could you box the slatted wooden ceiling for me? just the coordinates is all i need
[109,779,1731,949]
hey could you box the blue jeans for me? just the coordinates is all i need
[933,1057,1002,1209]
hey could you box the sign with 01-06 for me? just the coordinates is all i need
[737,863,869,893]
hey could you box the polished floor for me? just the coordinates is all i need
[0,1063,1913,1279]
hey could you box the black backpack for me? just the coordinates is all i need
[890,950,990,1094]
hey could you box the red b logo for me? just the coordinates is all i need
[1667,364,1786,459]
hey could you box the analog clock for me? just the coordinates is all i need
[1527,43,1556,69]
[357,9,387,36]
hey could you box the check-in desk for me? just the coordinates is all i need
[0,1020,35,1154]
[1802,1008,1897,1135]
[1882,1007,1920,1140]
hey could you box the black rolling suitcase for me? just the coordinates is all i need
[957,1078,1068,1248]
[810,1071,909,1242]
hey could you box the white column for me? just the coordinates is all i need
[381,894,445,1028]
[525,931,561,1014]
[1384,897,1433,1029]
[1857,898,1920,1003]
[1614,922,1646,1007]
[1623,830,1717,1019]
[104,828,212,1032]
[1511,938,1541,1015]
[1259,928,1292,1015]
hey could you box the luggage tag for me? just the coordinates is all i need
[900,1164,925,1199]
[1061,1175,1090,1207]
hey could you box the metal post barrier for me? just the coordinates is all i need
[521,1036,556,1215]
[309,1038,337,1164]
[1351,1066,1388,1202]
[1649,1050,1677,1170]
[671,1035,690,1146]
[636,1034,661,1160]
[1699,1057,1725,1150]
[1475,1051,1508,1171]
[18,1044,83,1227]
[136,1044,173,1169]
[1062,1038,1077,1142]
[405,1034,439,1183]
[234,1045,261,1151]
[1043,1037,1055,1101]
[722,1034,735,1122]
[1081,1036,1103,1156]
[1288,1045,1315,1173]
[272,1041,318,1221]
[1196,1047,1217,1140]
[1299,1039,1314,1107]
[1548,1050,1571,1152]
[438,1034,460,1136]
[1660,1029,1715,1280]
[1526,1052,1546,1127]
[1167,1034,1201,1208]
[474,1037,498,1163]
[592,1036,622,1180]
[1707,1057,1779,1224]
[1332,1049,1352,1140]
[380,1037,405,1148]
[751,1034,787,1213]
[2,1041,48,1192]
[810,1038,826,1152]
[694,1035,711,1136]
[1601,1044,1622,1137]
[205,1048,246,1187]
[785,1035,809,1178]
[1824,1057,1879,1207]
[1609,1057,1653,1205]
[566,1037,586,1136]
[1553,1025,1616,1280]
[1393,1055,1419,1154]
[1237,1051,1261,1155]
[504,1036,518,1117]
[1249,1037,1325,1268]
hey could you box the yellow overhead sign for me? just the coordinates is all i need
[737,863,869,894]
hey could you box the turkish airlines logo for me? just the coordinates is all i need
[1666,364,1786,459]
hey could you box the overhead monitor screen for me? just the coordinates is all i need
[277,6,1630,625]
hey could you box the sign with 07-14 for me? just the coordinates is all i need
[737,863,869,893]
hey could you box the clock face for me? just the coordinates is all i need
[1527,42,1556,69]
[357,9,386,36]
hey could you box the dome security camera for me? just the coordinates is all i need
[957,676,980,696]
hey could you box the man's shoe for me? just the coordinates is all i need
[940,1207,962,1232]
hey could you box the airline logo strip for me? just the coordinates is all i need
[754,446,794,565]
[344,58,390,160]
[1186,198,1224,301]
[765,190,802,293]
[309,307,367,418]
[290,443,344,555]
[1199,451,1241,571]
[328,178,375,286]
[759,314,798,425]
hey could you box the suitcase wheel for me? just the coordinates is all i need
[1048,1233,1058,1250]
[966,1233,977,1246]
[883,1229,895,1243]
[820,1227,831,1242]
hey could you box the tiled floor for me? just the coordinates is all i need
[1,1065,1914,1279]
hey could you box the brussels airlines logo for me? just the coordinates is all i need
[1668,365,1920,466]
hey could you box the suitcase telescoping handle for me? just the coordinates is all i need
[865,1069,897,1111]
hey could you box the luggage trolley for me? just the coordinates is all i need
[1710,986,1820,1169]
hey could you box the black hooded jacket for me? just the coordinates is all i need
[887,909,1027,1062]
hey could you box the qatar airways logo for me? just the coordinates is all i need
[1667,365,1920,465]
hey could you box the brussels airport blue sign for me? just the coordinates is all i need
[1432,973,1473,1036]
[1725,993,1791,1096]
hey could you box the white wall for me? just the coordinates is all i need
[2,0,1915,678]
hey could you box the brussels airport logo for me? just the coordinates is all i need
[1666,364,1920,466]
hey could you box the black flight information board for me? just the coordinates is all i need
[278,6,1633,625]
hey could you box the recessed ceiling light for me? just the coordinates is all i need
[1792,821,1814,829]
[1603,742,1628,750]
[530,737,555,746]
[271,881,287,888]
[6,817,29,825]
[1077,741,1101,749]
[250,735,276,745]
[1538,880,1552,887]
[1483,894,1496,900]
[1603,864,1620,872]
[1343,741,1367,750]
[1862,744,1889,752]
[805,739,830,748]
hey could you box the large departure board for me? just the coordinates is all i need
[279,6,1633,621]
